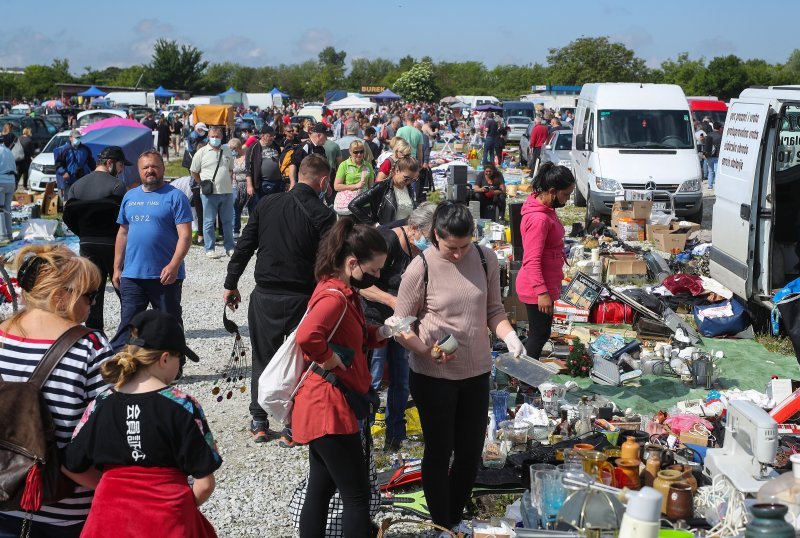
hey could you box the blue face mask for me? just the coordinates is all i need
[209,137,222,148]
[71,138,81,147]
[413,235,430,251]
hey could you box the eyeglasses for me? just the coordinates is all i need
[402,175,419,182]
[352,150,365,155]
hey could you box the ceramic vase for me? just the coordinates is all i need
[643,452,662,488]
[615,458,641,490]
[668,464,698,494]
[653,469,684,514]
[665,483,694,521]
[620,436,641,460]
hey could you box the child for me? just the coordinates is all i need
[64,310,222,538]
[469,127,482,150]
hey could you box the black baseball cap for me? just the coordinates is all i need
[98,146,132,166]
[311,123,328,134]
[127,310,199,362]
[259,125,275,135]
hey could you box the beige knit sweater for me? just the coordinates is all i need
[394,244,507,380]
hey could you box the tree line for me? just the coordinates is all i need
[1,37,798,103]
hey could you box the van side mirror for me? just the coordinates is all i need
[576,133,585,150]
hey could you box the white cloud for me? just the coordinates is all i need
[134,19,174,36]
[295,28,333,57]
[697,37,738,58]
[610,26,654,51]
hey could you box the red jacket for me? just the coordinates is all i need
[292,277,383,444]
[529,124,549,148]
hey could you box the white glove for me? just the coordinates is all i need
[503,331,525,358]
[377,324,393,340]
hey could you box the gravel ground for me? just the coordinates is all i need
[98,244,433,537]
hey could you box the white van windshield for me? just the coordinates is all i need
[598,109,693,149]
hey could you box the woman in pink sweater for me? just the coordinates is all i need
[516,162,575,359]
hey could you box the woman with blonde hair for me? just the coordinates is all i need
[64,310,220,538]
[0,244,113,537]
[375,137,412,182]
[333,140,376,216]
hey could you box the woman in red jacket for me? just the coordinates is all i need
[515,162,575,359]
[293,217,390,538]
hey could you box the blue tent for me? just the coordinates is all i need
[324,90,347,105]
[219,87,238,96]
[153,86,176,98]
[78,86,107,97]
[374,89,401,100]
[81,126,154,187]
[269,87,289,97]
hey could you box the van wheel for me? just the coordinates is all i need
[574,186,587,207]
[585,193,599,230]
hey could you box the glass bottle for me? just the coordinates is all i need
[554,409,571,438]
[757,453,800,529]
[574,396,592,436]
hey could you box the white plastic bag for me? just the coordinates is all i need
[257,289,346,424]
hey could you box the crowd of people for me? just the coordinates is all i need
[0,93,581,538]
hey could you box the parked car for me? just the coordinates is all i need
[27,130,72,191]
[76,109,127,128]
[519,122,535,164]
[505,116,531,145]
[540,129,573,170]
[0,115,58,153]
[290,115,317,127]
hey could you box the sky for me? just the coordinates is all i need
[0,0,793,74]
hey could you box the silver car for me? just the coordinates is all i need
[504,116,531,145]
[541,129,573,169]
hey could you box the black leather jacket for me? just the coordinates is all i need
[348,179,416,225]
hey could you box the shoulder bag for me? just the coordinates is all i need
[199,149,222,195]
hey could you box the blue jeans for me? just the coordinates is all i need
[0,514,82,538]
[0,180,14,240]
[201,192,234,252]
[707,157,719,188]
[110,277,183,351]
[370,338,410,442]
[482,137,496,165]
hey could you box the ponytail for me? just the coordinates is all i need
[314,217,388,281]
[532,162,575,194]
[99,329,173,389]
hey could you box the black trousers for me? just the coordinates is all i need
[191,185,203,239]
[80,242,118,334]
[299,433,371,538]
[409,370,489,528]
[524,304,553,359]
[248,287,309,423]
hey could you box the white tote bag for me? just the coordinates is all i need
[257,289,347,424]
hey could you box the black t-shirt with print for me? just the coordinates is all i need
[65,387,222,478]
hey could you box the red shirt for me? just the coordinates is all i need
[529,124,549,148]
[292,277,383,443]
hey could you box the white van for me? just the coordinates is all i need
[710,86,800,306]
[571,83,703,223]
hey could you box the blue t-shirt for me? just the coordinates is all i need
[117,184,193,280]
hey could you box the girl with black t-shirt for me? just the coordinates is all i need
[65,310,221,538]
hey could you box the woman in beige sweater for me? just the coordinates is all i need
[394,202,524,534]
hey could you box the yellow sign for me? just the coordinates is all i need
[361,86,386,94]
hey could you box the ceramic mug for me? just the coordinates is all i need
[580,451,616,486]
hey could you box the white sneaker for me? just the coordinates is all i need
[206,250,221,259]
[226,249,235,257]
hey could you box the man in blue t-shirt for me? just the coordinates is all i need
[109,150,193,351]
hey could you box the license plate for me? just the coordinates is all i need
[653,202,667,211]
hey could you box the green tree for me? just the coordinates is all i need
[18,59,74,98]
[706,55,748,100]
[318,47,346,68]
[546,37,649,84]
[655,53,709,95]
[200,62,242,94]
[346,58,395,91]
[0,73,20,101]
[393,62,439,102]
[109,65,149,88]
[150,38,208,91]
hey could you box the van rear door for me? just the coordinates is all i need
[710,99,771,299]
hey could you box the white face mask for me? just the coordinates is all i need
[209,137,222,148]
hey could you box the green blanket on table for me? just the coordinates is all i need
[551,328,799,415]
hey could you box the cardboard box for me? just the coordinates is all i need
[652,229,688,253]
[554,299,590,322]
[616,219,646,241]
[604,256,647,278]
[612,200,653,221]
[553,311,589,323]
[14,192,33,205]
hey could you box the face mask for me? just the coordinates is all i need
[550,194,566,209]
[209,137,222,148]
[71,138,81,147]
[413,235,430,251]
[350,264,380,289]
[230,150,237,157]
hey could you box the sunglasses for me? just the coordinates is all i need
[402,175,419,182]
[352,150,365,155]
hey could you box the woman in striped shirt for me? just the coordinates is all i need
[0,244,112,537]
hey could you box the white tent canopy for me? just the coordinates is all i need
[328,95,376,110]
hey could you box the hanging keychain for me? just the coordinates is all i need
[211,303,250,402]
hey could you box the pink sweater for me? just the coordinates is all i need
[516,196,565,304]
[394,244,507,380]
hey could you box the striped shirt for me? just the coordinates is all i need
[0,328,112,526]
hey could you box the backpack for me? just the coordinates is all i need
[0,325,90,513]
[278,145,298,180]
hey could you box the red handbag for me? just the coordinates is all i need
[590,300,634,324]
